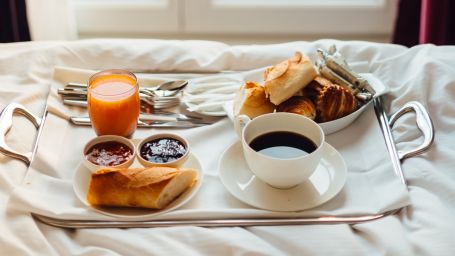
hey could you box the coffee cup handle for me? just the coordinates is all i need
[234,114,251,138]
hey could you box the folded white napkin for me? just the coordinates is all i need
[8,66,410,221]
[183,75,243,115]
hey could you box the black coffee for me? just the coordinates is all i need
[249,131,317,159]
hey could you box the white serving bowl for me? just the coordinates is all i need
[83,135,135,173]
[136,133,190,168]
[317,102,369,135]
[317,73,388,134]
[225,73,389,135]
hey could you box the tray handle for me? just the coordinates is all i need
[389,101,434,160]
[0,103,42,165]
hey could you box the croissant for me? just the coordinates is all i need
[276,96,316,120]
[304,76,358,123]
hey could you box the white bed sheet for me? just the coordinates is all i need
[0,39,454,255]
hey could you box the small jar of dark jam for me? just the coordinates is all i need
[137,134,189,167]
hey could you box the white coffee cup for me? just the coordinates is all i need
[237,112,325,189]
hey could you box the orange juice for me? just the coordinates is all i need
[87,70,140,137]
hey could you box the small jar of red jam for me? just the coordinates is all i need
[83,135,135,172]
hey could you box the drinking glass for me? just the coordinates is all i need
[87,69,140,137]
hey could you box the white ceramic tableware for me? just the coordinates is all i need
[317,73,388,134]
[73,152,203,220]
[226,73,389,135]
[239,112,325,189]
[218,141,347,211]
[136,133,190,167]
[83,135,135,173]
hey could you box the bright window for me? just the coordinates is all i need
[73,0,397,42]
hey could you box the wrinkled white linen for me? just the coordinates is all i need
[0,39,454,255]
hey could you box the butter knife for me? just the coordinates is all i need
[70,117,209,128]
[70,114,210,124]
[138,114,212,124]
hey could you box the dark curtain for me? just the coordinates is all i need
[393,0,455,47]
[0,0,31,43]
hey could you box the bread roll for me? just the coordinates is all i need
[233,81,275,119]
[263,52,318,105]
[276,96,316,120]
[87,167,198,209]
[304,76,358,122]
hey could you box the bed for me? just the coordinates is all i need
[0,39,454,255]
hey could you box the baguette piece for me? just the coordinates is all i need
[233,81,275,119]
[87,167,198,209]
[263,52,318,105]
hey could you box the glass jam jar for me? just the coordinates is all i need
[87,69,140,137]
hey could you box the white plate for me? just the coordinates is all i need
[73,153,203,220]
[218,141,347,212]
[224,73,388,135]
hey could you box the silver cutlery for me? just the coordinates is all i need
[59,80,188,109]
[58,88,181,100]
[138,120,208,128]
[152,110,195,119]
[65,82,87,90]
[57,89,87,97]
[70,116,214,128]
[65,80,188,92]
[62,98,208,119]
[138,114,211,124]
[62,98,180,111]
[58,88,159,101]
[62,99,87,107]
[61,94,180,110]
[63,80,187,98]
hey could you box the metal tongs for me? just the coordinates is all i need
[316,45,376,102]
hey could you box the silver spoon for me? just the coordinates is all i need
[156,80,188,91]
[140,80,188,97]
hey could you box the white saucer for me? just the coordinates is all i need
[218,142,347,212]
[73,153,203,220]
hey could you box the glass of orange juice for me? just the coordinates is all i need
[87,69,140,137]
